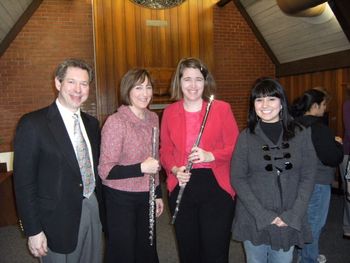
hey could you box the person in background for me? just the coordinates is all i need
[231,78,317,263]
[13,58,103,263]
[98,68,164,263]
[339,85,350,239]
[291,88,343,263]
[160,57,239,263]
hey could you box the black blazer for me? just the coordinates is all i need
[13,102,103,253]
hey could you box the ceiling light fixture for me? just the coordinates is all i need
[300,3,334,24]
[130,0,185,9]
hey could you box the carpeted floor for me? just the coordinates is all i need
[0,190,349,263]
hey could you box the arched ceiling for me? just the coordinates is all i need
[220,0,350,76]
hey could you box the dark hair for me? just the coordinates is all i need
[170,57,216,101]
[55,58,94,83]
[248,77,299,140]
[290,88,328,118]
[120,68,153,106]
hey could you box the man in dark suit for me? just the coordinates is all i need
[13,58,103,263]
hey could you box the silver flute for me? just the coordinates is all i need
[149,127,159,245]
[171,95,214,224]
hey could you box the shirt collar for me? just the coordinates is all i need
[55,98,81,118]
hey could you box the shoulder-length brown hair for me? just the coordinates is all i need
[120,68,153,105]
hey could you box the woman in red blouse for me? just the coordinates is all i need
[160,57,239,262]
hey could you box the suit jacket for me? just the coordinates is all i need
[13,102,103,253]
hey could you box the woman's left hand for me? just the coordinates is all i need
[188,146,215,163]
[155,198,164,217]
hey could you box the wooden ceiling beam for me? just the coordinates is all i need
[216,0,232,7]
[276,49,350,77]
[0,0,43,58]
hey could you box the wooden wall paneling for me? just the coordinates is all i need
[108,0,121,112]
[202,0,214,70]
[134,6,143,66]
[315,72,325,87]
[280,69,347,136]
[93,0,117,122]
[150,9,157,66]
[93,0,215,119]
[125,1,137,67]
[142,8,153,66]
[283,75,299,102]
[169,7,179,66]
[152,8,160,66]
[189,0,200,58]
[198,0,207,66]
[114,0,127,91]
[304,75,312,91]
[178,1,191,59]
[158,10,170,67]
[344,68,350,83]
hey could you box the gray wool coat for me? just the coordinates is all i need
[231,123,317,251]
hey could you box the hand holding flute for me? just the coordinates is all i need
[141,157,160,174]
[188,146,215,164]
[172,147,215,186]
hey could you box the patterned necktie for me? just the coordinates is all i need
[73,114,95,198]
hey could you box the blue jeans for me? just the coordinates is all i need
[300,184,331,263]
[243,241,294,263]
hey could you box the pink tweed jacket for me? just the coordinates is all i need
[98,105,160,192]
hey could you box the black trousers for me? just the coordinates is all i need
[103,186,159,263]
[169,169,235,263]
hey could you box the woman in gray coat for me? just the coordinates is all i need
[231,78,317,263]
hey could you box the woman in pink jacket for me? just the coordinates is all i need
[160,57,239,263]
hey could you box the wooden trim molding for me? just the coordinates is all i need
[276,49,350,77]
[216,0,232,7]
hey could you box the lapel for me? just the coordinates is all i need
[46,103,81,177]
[172,101,187,163]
